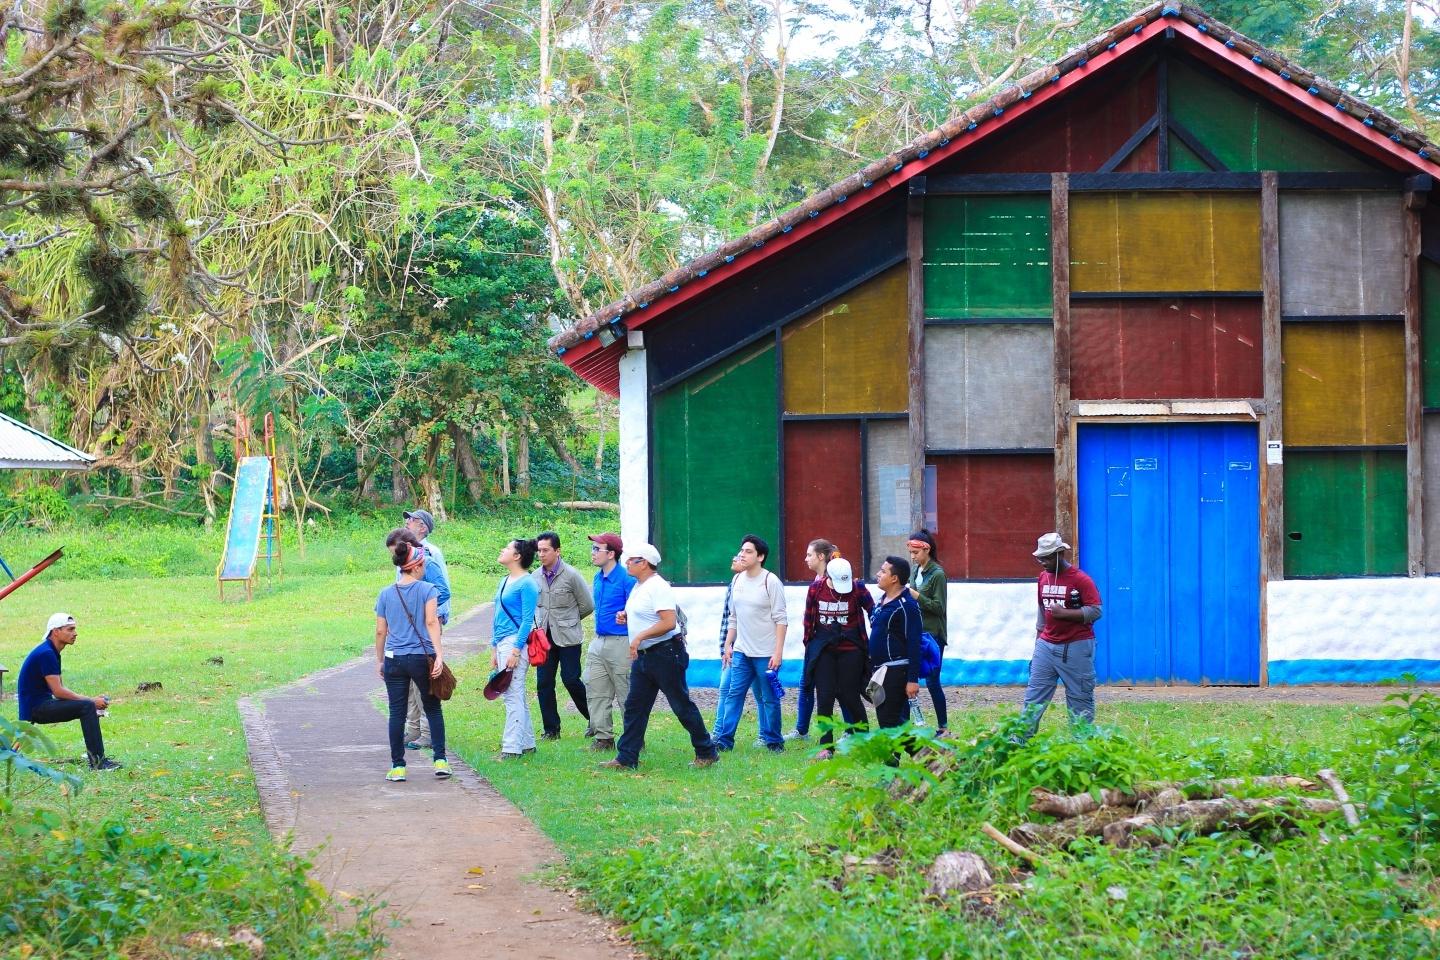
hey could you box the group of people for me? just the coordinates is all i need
[371,508,1104,777]
[13,510,1100,778]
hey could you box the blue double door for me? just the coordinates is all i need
[1078,422,1261,685]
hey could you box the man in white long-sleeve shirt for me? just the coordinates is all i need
[713,535,788,752]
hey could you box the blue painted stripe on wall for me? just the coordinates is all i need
[682,658,1031,688]
[1268,659,1440,684]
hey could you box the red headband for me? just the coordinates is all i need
[401,544,425,572]
[907,539,930,550]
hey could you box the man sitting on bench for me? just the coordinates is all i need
[18,613,121,771]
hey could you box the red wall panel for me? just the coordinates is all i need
[932,455,1055,579]
[1071,298,1263,400]
[783,420,864,581]
[948,65,1158,174]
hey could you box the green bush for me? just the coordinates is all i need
[1,805,384,959]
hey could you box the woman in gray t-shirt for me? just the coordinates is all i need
[375,531,448,782]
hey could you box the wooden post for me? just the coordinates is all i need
[907,177,928,532]
[1259,171,1284,687]
[1404,188,1426,576]
[1051,173,1074,543]
[1260,173,1284,585]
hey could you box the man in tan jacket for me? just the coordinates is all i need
[534,531,595,740]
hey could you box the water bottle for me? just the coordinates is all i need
[765,668,785,701]
[908,696,926,727]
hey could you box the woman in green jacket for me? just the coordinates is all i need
[907,529,948,735]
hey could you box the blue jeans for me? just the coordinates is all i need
[615,639,716,767]
[713,660,764,734]
[713,654,782,750]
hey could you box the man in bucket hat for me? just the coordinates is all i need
[1021,533,1103,738]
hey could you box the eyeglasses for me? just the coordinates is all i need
[624,557,644,565]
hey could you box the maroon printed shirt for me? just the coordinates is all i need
[1037,565,1101,644]
[804,579,875,651]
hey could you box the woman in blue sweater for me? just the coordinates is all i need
[493,538,540,759]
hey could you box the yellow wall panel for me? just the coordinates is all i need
[1283,322,1406,446]
[1071,193,1261,292]
[782,265,909,414]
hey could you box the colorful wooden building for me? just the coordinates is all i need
[552,3,1440,686]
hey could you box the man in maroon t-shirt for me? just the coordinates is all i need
[1020,532,1102,738]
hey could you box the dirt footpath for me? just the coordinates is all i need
[238,604,635,960]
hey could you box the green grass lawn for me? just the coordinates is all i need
[448,680,1440,960]
[0,509,607,959]
[6,513,1439,959]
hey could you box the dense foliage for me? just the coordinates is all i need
[2,0,1437,524]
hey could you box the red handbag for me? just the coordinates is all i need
[526,626,551,666]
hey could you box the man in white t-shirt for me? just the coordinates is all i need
[599,543,719,771]
[713,534,788,752]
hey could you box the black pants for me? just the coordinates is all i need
[30,697,106,760]
[383,654,445,766]
[537,642,589,734]
[813,646,868,746]
[615,639,716,767]
[874,665,912,730]
[925,655,949,729]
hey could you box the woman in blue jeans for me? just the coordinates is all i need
[375,532,449,782]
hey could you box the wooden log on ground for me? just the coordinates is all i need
[982,822,1044,866]
[926,851,993,896]
[1011,805,1138,848]
[1101,797,1342,849]
[1317,769,1361,828]
[1028,777,1321,818]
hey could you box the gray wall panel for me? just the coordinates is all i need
[925,324,1054,449]
[865,420,913,576]
[1280,193,1405,316]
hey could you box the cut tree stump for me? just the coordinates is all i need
[926,851,993,896]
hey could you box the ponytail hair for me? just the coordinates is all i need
[511,538,538,570]
[808,538,838,563]
[387,528,421,566]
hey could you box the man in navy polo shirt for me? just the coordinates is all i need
[17,613,121,771]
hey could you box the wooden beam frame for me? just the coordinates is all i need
[1404,187,1427,575]
[1259,171,1284,684]
[907,178,928,532]
[923,172,1404,194]
[1052,172,1075,545]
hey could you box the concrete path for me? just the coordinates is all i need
[238,604,635,960]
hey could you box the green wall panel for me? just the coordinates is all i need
[924,195,1051,318]
[651,342,780,583]
[1283,450,1406,577]
[1169,60,1375,173]
[1169,133,1209,172]
[1424,258,1440,410]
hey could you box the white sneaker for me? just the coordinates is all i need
[783,730,808,741]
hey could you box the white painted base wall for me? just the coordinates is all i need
[664,577,1440,685]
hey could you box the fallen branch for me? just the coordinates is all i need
[1100,797,1341,849]
[1028,777,1320,818]
[982,821,1044,866]
[1316,769,1361,828]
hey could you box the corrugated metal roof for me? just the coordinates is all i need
[0,412,96,470]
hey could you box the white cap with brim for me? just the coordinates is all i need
[1033,532,1072,558]
[623,542,662,567]
[826,557,854,594]
[44,612,76,641]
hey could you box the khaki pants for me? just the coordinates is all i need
[404,681,430,746]
[584,634,631,740]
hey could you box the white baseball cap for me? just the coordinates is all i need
[623,542,661,567]
[826,557,854,594]
[45,612,76,639]
[1033,532,1072,558]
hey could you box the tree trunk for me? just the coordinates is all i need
[544,428,582,474]
[517,419,531,496]
[389,434,410,504]
[593,395,606,477]
[498,424,511,497]
[356,442,379,502]
[450,424,486,503]
[420,430,447,521]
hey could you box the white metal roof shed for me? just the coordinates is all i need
[0,412,95,471]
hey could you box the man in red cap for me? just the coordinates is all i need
[585,532,635,751]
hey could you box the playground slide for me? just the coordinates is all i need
[219,456,272,582]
